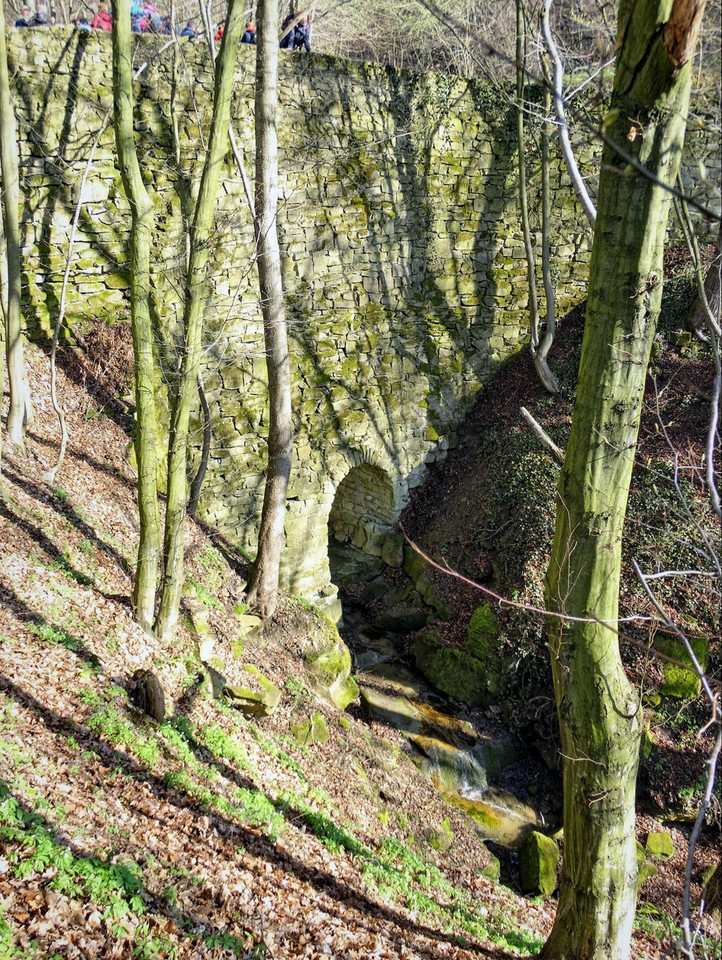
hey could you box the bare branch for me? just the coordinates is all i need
[633,560,718,706]
[520,406,565,464]
[540,0,597,225]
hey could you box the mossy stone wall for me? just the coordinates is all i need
[7,29,720,607]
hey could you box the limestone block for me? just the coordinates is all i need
[519,831,559,895]
[411,628,501,708]
[646,831,674,860]
[224,665,281,718]
[304,628,359,710]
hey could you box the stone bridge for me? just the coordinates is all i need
[8,29,720,612]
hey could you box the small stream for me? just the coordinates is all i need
[332,540,560,851]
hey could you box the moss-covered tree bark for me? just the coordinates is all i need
[154,0,245,639]
[542,1,706,957]
[0,0,31,451]
[245,0,293,619]
[112,0,160,633]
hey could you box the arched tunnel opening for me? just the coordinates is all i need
[327,463,398,588]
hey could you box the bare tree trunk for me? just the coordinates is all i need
[533,81,559,394]
[541,0,597,226]
[112,0,161,633]
[515,0,540,349]
[245,0,293,620]
[154,0,245,639]
[688,233,721,342]
[542,1,706,957]
[187,369,211,519]
[0,1,31,450]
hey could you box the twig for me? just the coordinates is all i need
[633,561,718,720]
[682,727,721,956]
[520,406,565,464]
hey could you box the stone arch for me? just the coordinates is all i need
[327,456,403,584]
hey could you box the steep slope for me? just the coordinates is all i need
[1,237,720,959]
[1,344,553,959]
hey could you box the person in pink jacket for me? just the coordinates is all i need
[91,0,112,30]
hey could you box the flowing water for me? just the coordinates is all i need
[336,585,551,850]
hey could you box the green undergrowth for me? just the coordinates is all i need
[0,776,265,959]
[0,669,543,956]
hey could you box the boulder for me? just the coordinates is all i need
[428,817,454,852]
[359,685,424,735]
[411,629,501,707]
[202,662,228,699]
[291,711,330,746]
[224,665,281,718]
[481,853,501,882]
[419,579,452,620]
[465,602,499,659]
[304,628,359,710]
[403,548,429,585]
[464,603,503,698]
[381,532,404,568]
[234,610,264,644]
[129,669,166,722]
[646,830,674,860]
[519,831,559,895]
[655,634,708,699]
[375,607,430,634]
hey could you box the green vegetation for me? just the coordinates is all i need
[82,687,161,769]
[0,780,146,916]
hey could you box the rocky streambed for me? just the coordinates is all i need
[330,535,563,887]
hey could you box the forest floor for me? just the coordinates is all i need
[0,247,720,959]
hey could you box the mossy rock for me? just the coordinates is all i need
[381,533,404,568]
[419,580,452,620]
[224,665,281,718]
[428,817,454,852]
[304,630,359,710]
[234,611,264,644]
[359,578,389,604]
[411,629,501,707]
[465,602,499,659]
[201,663,228,699]
[640,722,655,761]
[646,830,674,860]
[403,548,429,585]
[464,603,503,693]
[291,711,330,746]
[519,831,558,896]
[480,853,501,882]
[655,634,708,699]
[636,840,659,889]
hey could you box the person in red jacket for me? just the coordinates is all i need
[91,0,112,30]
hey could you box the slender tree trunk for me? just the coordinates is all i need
[543,1,706,958]
[245,0,293,620]
[154,0,245,639]
[112,0,161,633]
[515,0,540,348]
[187,370,211,519]
[533,81,559,394]
[541,0,596,225]
[0,2,31,449]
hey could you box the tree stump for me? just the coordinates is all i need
[130,669,166,722]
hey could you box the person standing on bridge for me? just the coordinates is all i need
[29,3,50,25]
[92,0,112,31]
[293,15,311,51]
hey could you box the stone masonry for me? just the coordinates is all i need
[7,29,720,609]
